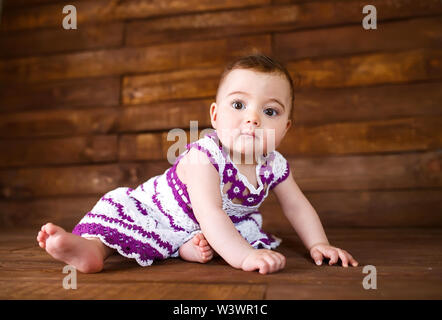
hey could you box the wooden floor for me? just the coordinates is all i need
[1,228,441,300]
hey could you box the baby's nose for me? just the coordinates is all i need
[246,111,260,126]
[247,119,259,126]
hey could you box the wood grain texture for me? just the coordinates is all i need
[122,67,222,105]
[287,49,442,88]
[3,0,441,32]
[3,79,442,138]
[0,77,120,113]
[0,23,124,59]
[279,116,442,155]
[0,196,100,230]
[261,189,442,231]
[0,151,439,199]
[126,6,442,48]
[0,228,440,299]
[0,135,118,168]
[0,35,270,84]
[0,281,265,300]
[117,116,442,161]
[125,4,302,47]
[2,0,69,7]
[0,0,269,31]
[274,16,442,61]
[118,99,212,132]
[285,151,442,191]
[120,49,442,110]
[0,162,170,198]
[1,189,441,230]
[292,82,442,125]
[0,1,440,231]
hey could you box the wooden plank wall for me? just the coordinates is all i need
[0,0,441,233]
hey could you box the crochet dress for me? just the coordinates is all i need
[72,129,290,266]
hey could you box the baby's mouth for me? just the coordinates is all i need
[240,131,256,138]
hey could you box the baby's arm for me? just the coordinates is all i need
[181,148,285,274]
[273,170,358,267]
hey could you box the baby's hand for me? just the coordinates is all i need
[241,249,286,274]
[310,243,358,267]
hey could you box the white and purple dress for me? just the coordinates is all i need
[72,130,290,266]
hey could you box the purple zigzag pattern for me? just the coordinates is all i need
[79,211,174,254]
[229,212,260,228]
[125,188,149,216]
[72,222,166,262]
[166,141,219,225]
[152,177,185,232]
[124,187,150,217]
[101,195,135,223]
[251,237,274,248]
[134,199,149,216]
[166,166,198,225]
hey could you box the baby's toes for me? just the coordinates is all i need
[200,250,213,262]
[192,233,204,245]
[199,244,211,253]
[43,222,63,236]
[198,238,209,247]
[37,230,48,243]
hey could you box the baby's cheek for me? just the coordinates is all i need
[262,132,278,152]
[219,130,237,148]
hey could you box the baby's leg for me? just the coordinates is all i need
[36,222,114,273]
[179,233,214,263]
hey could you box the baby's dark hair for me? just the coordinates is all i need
[217,54,295,122]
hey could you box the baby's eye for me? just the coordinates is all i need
[264,108,278,117]
[232,100,244,110]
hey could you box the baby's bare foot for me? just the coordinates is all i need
[179,233,214,263]
[36,222,105,273]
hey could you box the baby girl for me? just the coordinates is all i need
[36,54,358,274]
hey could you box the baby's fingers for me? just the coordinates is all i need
[257,259,270,275]
[336,249,358,267]
[311,248,324,266]
[345,250,359,267]
[263,254,284,273]
[337,249,349,267]
[325,249,339,266]
[262,255,276,273]
[275,252,286,269]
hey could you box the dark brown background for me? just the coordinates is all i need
[0,0,441,234]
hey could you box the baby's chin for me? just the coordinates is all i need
[229,139,268,165]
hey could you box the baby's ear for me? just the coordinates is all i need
[210,102,218,123]
[285,119,292,132]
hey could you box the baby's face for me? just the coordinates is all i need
[210,69,292,163]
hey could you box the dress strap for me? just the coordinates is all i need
[184,130,226,174]
[268,151,290,190]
